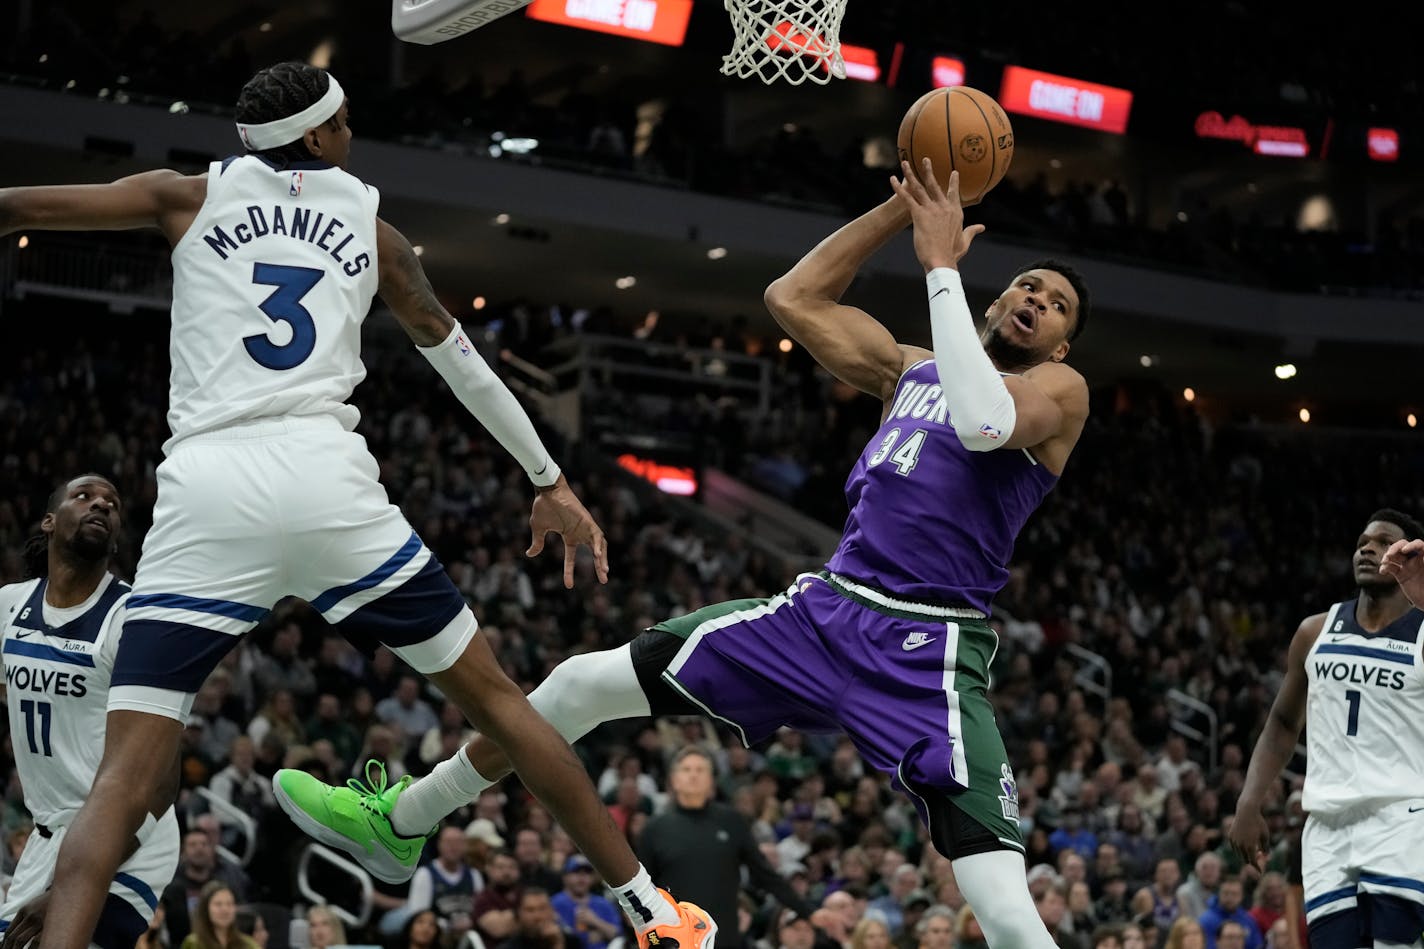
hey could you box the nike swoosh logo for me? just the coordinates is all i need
[13,630,35,640]
[902,638,935,651]
[1329,635,1353,642]
[1409,806,1424,813]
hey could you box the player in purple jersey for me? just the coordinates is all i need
[294,161,1090,949]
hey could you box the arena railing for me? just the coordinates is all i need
[1064,643,1112,709]
[297,842,374,929]
[1165,688,1219,775]
[194,787,259,869]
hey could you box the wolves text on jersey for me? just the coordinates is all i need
[202,204,373,276]
[4,664,87,698]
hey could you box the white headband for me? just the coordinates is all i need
[236,75,345,151]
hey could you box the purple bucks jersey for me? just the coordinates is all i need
[827,359,1058,613]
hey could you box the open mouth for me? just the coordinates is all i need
[1011,306,1038,334]
[82,515,111,533]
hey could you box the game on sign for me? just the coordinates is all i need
[525,0,693,45]
[998,66,1133,134]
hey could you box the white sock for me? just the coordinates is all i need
[611,864,679,931]
[390,747,492,837]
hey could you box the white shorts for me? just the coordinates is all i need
[110,416,477,720]
[0,809,179,947]
[1303,799,1424,937]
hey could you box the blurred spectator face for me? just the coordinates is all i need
[1095,933,1122,949]
[1154,860,1180,891]
[516,829,544,866]
[1036,889,1066,930]
[669,750,715,807]
[410,911,440,949]
[273,624,300,658]
[563,862,595,897]
[890,864,921,899]
[1121,926,1144,949]
[1195,853,1222,888]
[918,911,954,949]
[1068,882,1092,913]
[1257,874,1285,909]
[780,916,816,949]
[854,918,891,949]
[182,831,215,873]
[438,826,467,865]
[823,891,858,930]
[206,886,236,929]
[396,676,420,706]
[877,847,903,880]
[308,908,338,949]
[1217,880,1243,913]
[1120,805,1143,834]
[230,736,256,773]
[317,694,341,722]
[516,891,556,933]
[1096,843,1120,871]
[489,853,520,886]
[1062,853,1086,884]
[1217,923,1246,949]
[195,814,222,849]
[352,689,373,718]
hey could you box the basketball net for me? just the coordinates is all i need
[721,0,849,85]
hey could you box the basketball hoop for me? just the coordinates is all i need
[721,0,849,85]
[391,0,534,45]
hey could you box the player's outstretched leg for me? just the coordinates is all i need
[273,644,648,882]
[276,635,712,949]
[39,712,181,949]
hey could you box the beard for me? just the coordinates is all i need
[984,326,1041,370]
[64,529,112,564]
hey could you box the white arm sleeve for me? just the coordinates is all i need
[927,268,1017,452]
[417,325,561,487]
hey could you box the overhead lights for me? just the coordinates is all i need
[615,276,637,290]
[472,296,486,310]
[1183,387,1195,402]
[1274,364,1297,380]
[1298,408,1311,423]
[707,247,728,260]
[17,235,28,249]
[779,338,793,353]
[412,245,424,256]
[492,213,510,226]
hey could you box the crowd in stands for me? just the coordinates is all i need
[5,5,1424,298]
[3,301,1422,949]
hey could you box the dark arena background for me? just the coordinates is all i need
[2,2,1422,948]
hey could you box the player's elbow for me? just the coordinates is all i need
[0,190,20,238]
[954,428,1005,452]
[764,277,814,327]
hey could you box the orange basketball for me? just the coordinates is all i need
[896,86,1015,206]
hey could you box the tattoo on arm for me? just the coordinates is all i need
[380,224,455,346]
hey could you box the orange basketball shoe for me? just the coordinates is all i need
[638,890,717,949]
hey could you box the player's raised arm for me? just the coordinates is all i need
[1380,538,1424,607]
[0,170,205,244]
[892,161,1087,456]
[1228,612,1323,869]
[375,218,608,587]
[763,197,915,404]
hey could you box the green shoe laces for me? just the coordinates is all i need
[346,759,397,816]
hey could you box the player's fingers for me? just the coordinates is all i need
[527,528,545,558]
[963,223,986,249]
[594,531,610,584]
[899,161,928,201]
[564,539,577,589]
[918,158,948,202]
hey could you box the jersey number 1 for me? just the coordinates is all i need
[246,263,324,370]
[1345,689,1361,737]
[20,699,52,757]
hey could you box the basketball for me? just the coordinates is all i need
[897,86,1015,206]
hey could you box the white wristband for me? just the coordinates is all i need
[925,267,1017,451]
[418,325,562,488]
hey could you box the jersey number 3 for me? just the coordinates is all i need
[246,263,324,370]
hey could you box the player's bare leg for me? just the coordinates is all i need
[39,711,181,949]
[429,633,638,882]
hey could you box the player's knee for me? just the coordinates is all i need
[974,914,1056,949]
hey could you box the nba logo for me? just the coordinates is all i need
[978,422,1002,441]
[289,172,303,197]
[238,126,253,149]
[456,334,472,356]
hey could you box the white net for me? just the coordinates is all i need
[721,0,849,85]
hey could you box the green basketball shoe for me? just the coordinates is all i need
[273,760,433,884]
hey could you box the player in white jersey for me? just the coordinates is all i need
[0,474,179,949]
[0,62,713,949]
[1231,509,1424,949]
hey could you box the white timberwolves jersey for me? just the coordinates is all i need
[0,574,129,827]
[1303,598,1424,814]
[166,155,381,453]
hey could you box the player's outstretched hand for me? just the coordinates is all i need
[1381,538,1424,607]
[6,890,51,949]
[527,473,610,588]
[1225,805,1271,874]
[890,159,986,274]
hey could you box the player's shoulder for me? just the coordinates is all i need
[1024,360,1089,403]
[0,578,40,609]
[1289,610,1331,657]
